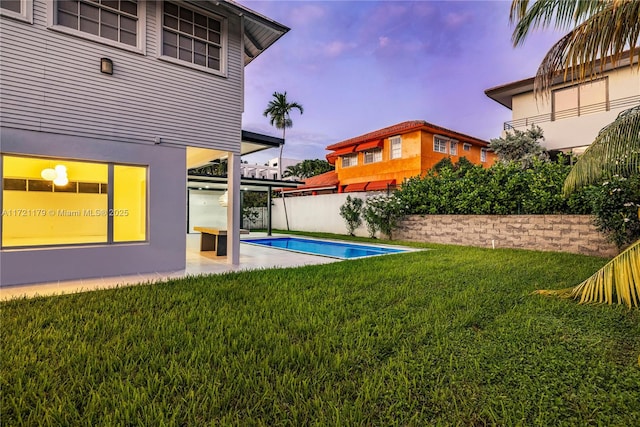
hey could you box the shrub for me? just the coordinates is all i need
[589,174,640,249]
[363,194,405,239]
[394,157,591,216]
[339,196,363,236]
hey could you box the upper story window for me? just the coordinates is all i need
[450,141,458,156]
[363,149,382,164]
[161,2,225,73]
[390,136,402,159]
[341,154,358,168]
[1,0,33,23]
[463,143,471,152]
[433,136,449,154]
[552,77,608,120]
[481,148,487,163]
[55,0,139,48]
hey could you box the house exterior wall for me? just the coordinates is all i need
[419,130,495,171]
[509,66,640,151]
[1,128,187,286]
[0,0,261,286]
[336,131,422,186]
[0,0,244,152]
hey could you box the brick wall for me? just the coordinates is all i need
[395,215,617,257]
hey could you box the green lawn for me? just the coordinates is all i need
[2,237,639,426]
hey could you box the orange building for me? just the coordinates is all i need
[325,120,495,193]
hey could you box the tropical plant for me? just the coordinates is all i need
[489,124,548,167]
[510,0,640,307]
[283,159,334,179]
[563,105,640,194]
[363,194,405,240]
[339,196,364,236]
[263,91,304,179]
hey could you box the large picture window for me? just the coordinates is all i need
[552,77,608,120]
[56,0,139,48]
[1,155,147,248]
[162,1,224,72]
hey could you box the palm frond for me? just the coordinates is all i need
[510,0,640,96]
[532,0,640,95]
[534,239,640,307]
[510,0,606,46]
[564,104,640,194]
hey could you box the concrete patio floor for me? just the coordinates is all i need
[0,232,339,300]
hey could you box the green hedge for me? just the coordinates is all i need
[395,158,591,215]
[393,158,640,248]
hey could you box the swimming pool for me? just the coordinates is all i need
[242,237,408,259]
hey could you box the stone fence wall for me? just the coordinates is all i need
[394,215,617,258]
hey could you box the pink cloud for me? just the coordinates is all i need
[289,4,326,26]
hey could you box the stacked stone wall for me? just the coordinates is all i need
[395,215,617,257]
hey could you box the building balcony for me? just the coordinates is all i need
[504,95,640,130]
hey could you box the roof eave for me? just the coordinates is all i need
[485,49,640,110]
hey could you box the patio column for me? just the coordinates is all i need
[267,185,272,236]
[226,152,241,265]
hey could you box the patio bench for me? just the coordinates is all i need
[193,227,249,256]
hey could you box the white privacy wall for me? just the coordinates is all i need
[272,193,370,236]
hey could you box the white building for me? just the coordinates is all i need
[241,157,302,180]
[485,51,640,154]
[0,0,288,286]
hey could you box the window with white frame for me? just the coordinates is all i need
[56,0,139,47]
[463,143,471,152]
[1,0,33,23]
[390,136,402,159]
[450,141,458,156]
[341,154,358,167]
[364,149,382,164]
[481,148,487,163]
[162,1,224,72]
[433,136,448,154]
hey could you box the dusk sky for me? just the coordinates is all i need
[239,0,566,164]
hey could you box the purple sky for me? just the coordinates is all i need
[240,0,566,164]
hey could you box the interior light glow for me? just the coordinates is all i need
[53,176,69,186]
[41,168,57,180]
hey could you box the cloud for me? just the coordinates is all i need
[378,36,390,48]
[445,11,472,28]
[323,40,357,57]
[289,4,325,26]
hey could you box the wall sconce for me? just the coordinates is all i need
[100,57,113,75]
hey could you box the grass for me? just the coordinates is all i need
[2,236,640,426]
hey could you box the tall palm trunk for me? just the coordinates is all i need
[280,127,289,231]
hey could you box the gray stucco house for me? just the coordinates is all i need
[0,0,288,286]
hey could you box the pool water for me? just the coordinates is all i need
[242,237,407,259]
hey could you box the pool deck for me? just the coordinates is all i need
[1,233,343,300]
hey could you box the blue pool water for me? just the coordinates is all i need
[242,237,407,259]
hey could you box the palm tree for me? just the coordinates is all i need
[263,91,304,179]
[510,0,640,307]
